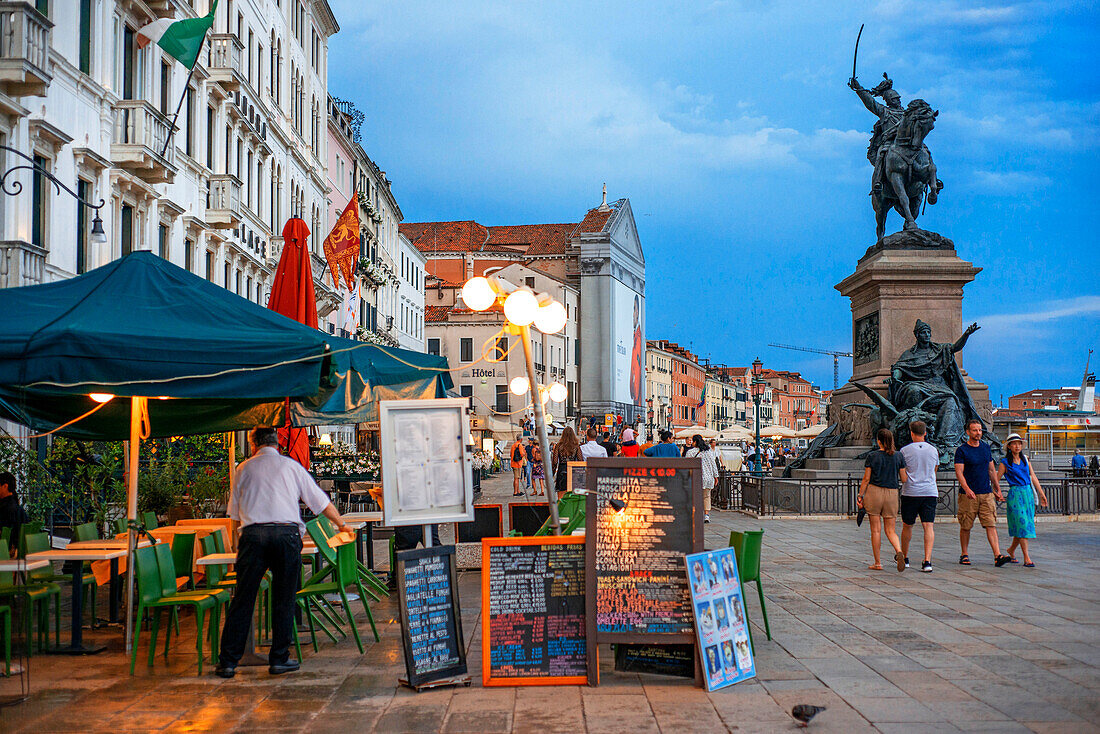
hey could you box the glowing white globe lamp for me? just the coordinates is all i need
[503,289,538,326]
[548,382,568,403]
[461,276,496,312]
[534,300,567,334]
[509,375,530,396]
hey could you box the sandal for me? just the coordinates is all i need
[959,554,971,565]
[995,555,1011,567]
[867,564,883,570]
[1023,562,1036,568]
[1007,555,1019,564]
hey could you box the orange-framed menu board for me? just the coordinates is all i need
[481,536,587,686]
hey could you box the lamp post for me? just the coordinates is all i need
[751,358,764,478]
[463,275,567,534]
[1,145,108,248]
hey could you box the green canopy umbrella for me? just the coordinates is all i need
[0,251,451,649]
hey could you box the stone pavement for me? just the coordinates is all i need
[2,470,1098,733]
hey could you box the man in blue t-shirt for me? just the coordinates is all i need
[954,418,1008,567]
[1071,450,1087,477]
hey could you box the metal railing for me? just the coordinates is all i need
[714,472,1099,517]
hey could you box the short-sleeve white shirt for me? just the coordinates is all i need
[579,441,608,459]
[228,446,331,535]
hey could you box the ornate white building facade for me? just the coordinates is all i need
[0,0,341,331]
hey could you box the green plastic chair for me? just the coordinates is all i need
[169,533,196,591]
[295,518,377,658]
[129,544,219,675]
[0,569,61,653]
[152,542,227,654]
[72,522,100,542]
[729,529,772,645]
[1,603,9,674]
[1,527,9,552]
[112,518,128,536]
[198,534,270,643]
[24,532,97,630]
[142,511,159,530]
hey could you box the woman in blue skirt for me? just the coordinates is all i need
[996,433,1047,567]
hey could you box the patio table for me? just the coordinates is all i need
[24,547,126,654]
[0,559,50,574]
[67,539,152,623]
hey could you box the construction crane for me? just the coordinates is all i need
[768,343,853,390]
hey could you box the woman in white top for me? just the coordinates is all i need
[686,434,719,523]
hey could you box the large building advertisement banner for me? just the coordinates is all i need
[612,279,645,410]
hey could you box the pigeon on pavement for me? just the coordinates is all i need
[791,704,826,727]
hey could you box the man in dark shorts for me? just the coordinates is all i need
[954,418,1008,566]
[898,421,939,572]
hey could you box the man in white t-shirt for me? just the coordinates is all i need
[579,428,608,459]
[898,420,939,573]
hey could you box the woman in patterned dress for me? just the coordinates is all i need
[996,433,1047,567]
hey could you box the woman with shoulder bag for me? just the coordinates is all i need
[686,434,719,524]
[858,428,906,571]
[551,427,582,497]
[997,433,1047,567]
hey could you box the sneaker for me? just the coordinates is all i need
[921,561,932,573]
[904,557,910,569]
[704,514,711,523]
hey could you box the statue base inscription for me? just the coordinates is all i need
[828,234,992,448]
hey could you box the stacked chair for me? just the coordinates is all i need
[293,517,382,660]
[728,529,772,651]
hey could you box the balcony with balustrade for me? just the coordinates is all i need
[207,34,244,92]
[206,174,242,229]
[0,239,45,288]
[0,2,52,97]
[111,100,176,183]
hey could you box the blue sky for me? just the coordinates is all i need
[328,0,1100,402]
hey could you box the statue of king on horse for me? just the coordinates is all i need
[850,72,944,241]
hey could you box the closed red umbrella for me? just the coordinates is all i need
[268,217,316,468]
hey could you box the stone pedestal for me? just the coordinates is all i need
[827,235,992,444]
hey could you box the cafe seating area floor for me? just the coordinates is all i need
[2,473,1099,733]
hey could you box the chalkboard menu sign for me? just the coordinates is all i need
[614,643,695,679]
[584,458,703,686]
[395,545,468,688]
[481,536,587,686]
[454,504,504,543]
[509,502,551,536]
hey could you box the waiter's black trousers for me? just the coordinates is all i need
[219,523,301,667]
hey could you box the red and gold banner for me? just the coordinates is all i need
[323,194,361,291]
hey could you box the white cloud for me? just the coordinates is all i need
[977,297,1100,331]
[969,169,1052,193]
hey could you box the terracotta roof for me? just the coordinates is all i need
[573,207,613,235]
[425,305,451,323]
[401,202,614,258]
[1008,388,1079,401]
[487,223,576,256]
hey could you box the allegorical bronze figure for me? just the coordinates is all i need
[853,320,994,465]
[849,27,944,240]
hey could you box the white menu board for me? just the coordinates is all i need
[380,398,474,526]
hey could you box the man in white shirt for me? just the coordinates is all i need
[579,428,608,459]
[217,426,351,678]
[898,420,939,572]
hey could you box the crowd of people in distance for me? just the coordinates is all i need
[858,418,1047,573]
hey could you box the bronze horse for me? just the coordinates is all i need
[873,100,943,241]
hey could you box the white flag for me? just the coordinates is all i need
[343,279,360,333]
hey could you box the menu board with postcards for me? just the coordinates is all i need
[686,548,757,690]
[584,458,703,686]
[481,536,587,686]
[395,545,470,690]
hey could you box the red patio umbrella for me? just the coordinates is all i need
[268,218,316,468]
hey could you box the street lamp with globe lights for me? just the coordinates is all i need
[462,274,569,534]
[751,358,765,477]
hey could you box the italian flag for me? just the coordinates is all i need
[137,0,219,69]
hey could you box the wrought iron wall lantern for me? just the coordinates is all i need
[1,145,107,245]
